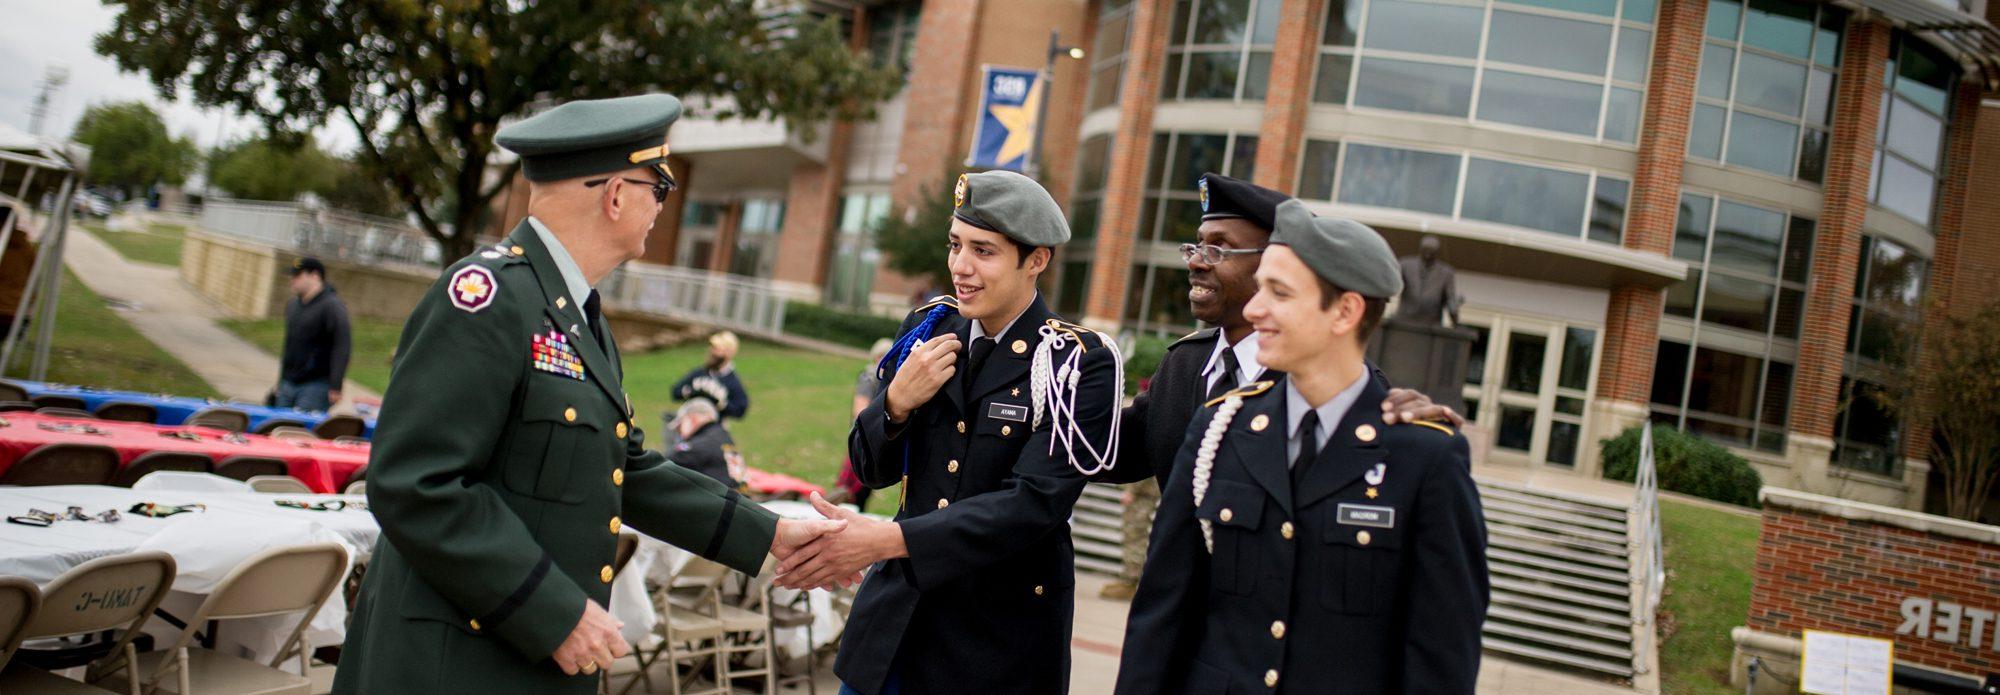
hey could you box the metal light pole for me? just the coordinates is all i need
[1024,29,1085,182]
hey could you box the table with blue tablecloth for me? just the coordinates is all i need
[11,381,376,437]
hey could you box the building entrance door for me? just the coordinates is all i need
[1460,312,1599,470]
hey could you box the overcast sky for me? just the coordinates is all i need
[0,1,355,152]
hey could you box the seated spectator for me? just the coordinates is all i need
[668,399,741,489]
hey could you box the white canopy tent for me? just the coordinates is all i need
[0,120,88,381]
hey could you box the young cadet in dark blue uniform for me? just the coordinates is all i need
[1116,200,1489,694]
[771,171,1124,695]
[1092,173,1459,599]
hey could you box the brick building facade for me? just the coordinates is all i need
[1735,488,2000,689]
[488,0,1998,511]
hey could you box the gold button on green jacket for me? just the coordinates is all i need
[333,220,777,694]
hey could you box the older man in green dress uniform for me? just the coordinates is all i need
[333,94,843,694]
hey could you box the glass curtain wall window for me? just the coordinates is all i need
[1832,235,1929,475]
[677,201,725,269]
[865,1,922,76]
[1296,139,1630,244]
[1651,191,1813,452]
[1687,0,1843,181]
[1056,134,1118,315]
[1870,36,1956,227]
[1087,0,1137,112]
[1310,0,1655,143]
[825,192,892,310]
[1125,131,1259,335]
[1162,0,1284,101]
[729,199,786,279]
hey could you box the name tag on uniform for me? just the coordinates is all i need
[987,402,1029,422]
[1337,503,1396,529]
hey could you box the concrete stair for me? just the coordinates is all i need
[1478,478,1640,679]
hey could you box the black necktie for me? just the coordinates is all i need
[963,337,995,402]
[1206,345,1241,403]
[583,290,605,351]
[1291,410,1320,488]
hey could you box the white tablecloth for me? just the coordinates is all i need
[0,487,857,668]
[0,485,372,666]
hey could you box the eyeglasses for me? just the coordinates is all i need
[1179,243,1266,266]
[585,175,677,204]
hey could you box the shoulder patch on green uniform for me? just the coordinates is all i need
[446,264,501,313]
[910,295,959,314]
[1406,420,1457,437]
[1204,379,1275,408]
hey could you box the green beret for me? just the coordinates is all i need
[952,171,1070,248]
[1270,199,1402,299]
[495,94,682,183]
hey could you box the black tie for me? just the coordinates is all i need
[583,290,606,351]
[963,337,995,402]
[1206,345,1241,403]
[1291,410,1320,488]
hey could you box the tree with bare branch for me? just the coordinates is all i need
[96,0,897,264]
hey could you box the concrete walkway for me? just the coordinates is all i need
[57,220,379,406]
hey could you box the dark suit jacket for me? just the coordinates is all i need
[671,420,738,488]
[838,294,1117,695]
[1115,375,1489,694]
[1095,328,1388,488]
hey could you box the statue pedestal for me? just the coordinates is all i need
[1365,317,1477,415]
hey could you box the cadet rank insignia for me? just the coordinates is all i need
[448,266,497,313]
[532,330,586,380]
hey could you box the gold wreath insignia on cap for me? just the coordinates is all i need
[954,173,969,209]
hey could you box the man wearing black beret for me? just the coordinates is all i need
[1115,200,1488,693]
[1093,173,1461,599]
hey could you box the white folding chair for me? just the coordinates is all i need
[0,552,177,695]
[127,542,349,694]
[713,557,779,695]
[246,475,313,494]
[0,576,41,671]
[621,557,739,695]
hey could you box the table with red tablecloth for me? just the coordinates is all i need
[0,413,370,492]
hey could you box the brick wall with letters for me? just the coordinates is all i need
[1747,489,2000,676]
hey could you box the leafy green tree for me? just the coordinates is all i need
[69,101,198,196]
[206,136,337,202]
[97,1,898,263]
[873,164,963,290]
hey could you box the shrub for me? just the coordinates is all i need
[1124,333,1177,398]
[783,301,905,350]
[1601,424,1763,508]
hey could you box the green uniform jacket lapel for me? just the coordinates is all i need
[509,222,626,409]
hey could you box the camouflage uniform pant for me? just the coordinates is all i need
[1120,481,1160,583]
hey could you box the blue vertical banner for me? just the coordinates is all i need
[967,65,1045,172]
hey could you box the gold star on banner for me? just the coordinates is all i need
[987,77,1044,166]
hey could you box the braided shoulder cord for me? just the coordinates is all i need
[1192,397,1244,554]
[1030,325,1126,476]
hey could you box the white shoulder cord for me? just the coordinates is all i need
[1029,324,1125,476]
[1191,396,1243,554]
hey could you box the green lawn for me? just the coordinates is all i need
[219,315,407,394]
[621,341,896,514]
[1657,498,1762,695]
[3,269,220,398]
[86,221,188,267]
[218,315,894,513]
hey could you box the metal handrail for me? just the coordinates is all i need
[197,198,441,270]
[602,262,789,337]
[1631,423,1666,674]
